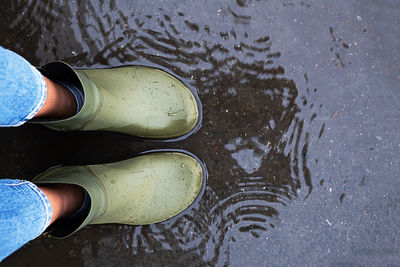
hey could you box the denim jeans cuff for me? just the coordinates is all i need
[26,181,53,232]
[12,66,48,126]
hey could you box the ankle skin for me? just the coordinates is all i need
[34,76,77,119]
[38,184,84,225]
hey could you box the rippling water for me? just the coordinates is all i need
[3,0,327,265]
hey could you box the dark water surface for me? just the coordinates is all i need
[1,0,399,266]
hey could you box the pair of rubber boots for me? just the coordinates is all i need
[32,62,205,238]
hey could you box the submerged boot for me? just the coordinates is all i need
[35,62,201,139]
[32,150,206,238]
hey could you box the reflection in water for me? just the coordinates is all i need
[226,137,271,174]
[4,0,320,265]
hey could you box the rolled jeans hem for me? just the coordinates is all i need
[0,179,53,262]
[0,46,48,127]
[24,181,53,232]
[15,66,47,126]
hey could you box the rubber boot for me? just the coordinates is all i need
[32,150,206,238]
[35,62,201,139]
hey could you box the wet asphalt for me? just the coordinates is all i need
[0,0,399,266]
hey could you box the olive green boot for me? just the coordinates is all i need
[35,62,201,139]
[32,150,206,238]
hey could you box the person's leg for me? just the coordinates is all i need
[0,47,87,262]
[0,179,84,262]
[0,46,77,126]
[0,46,87,262]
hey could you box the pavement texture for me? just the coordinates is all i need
[0,0,399,266]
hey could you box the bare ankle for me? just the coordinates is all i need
[39,184,84,225]
[35,76,77,119]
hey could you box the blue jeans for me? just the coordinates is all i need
[0,46,47,126]
[0,180,52,261]
[0,47,52,262]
